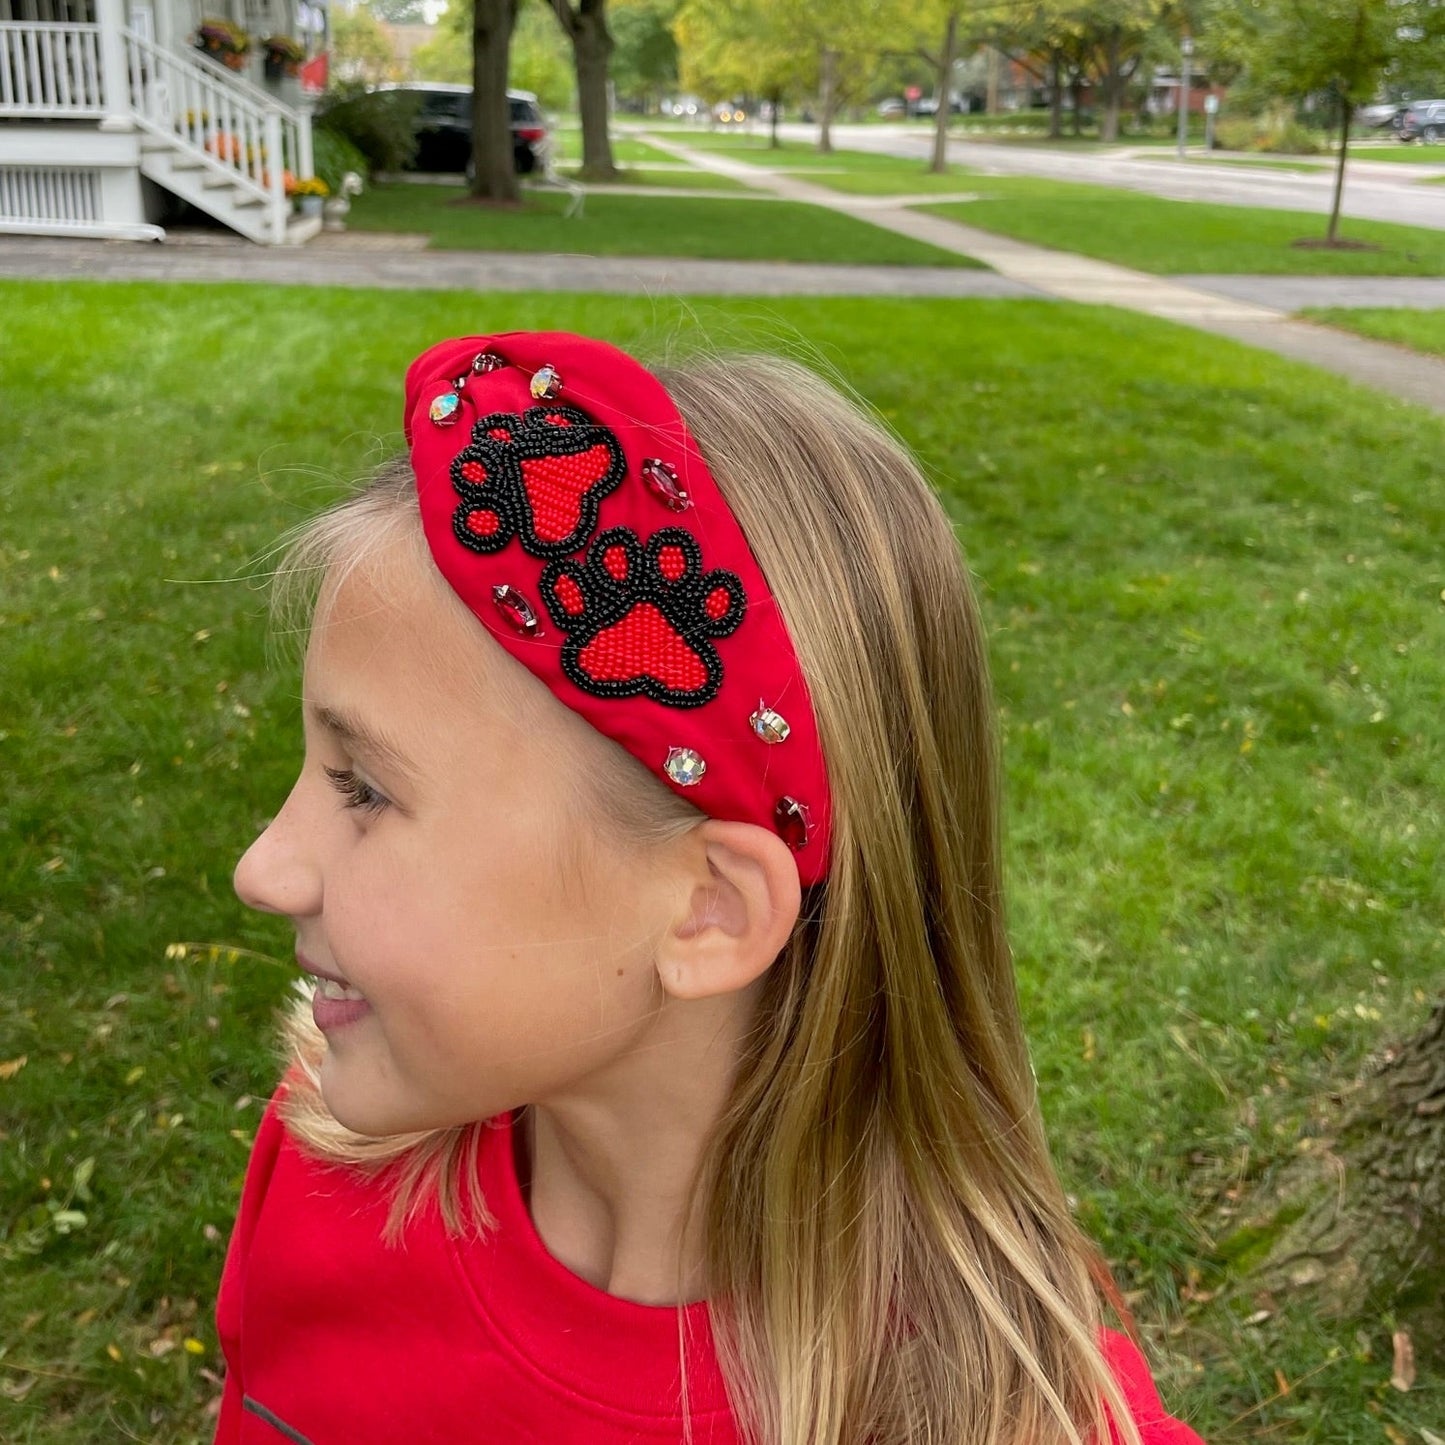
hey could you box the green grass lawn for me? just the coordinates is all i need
[1300,305,1445,355]
[555,164,747,192]
[1349,142,1445,164]
[548,128,675,165]
[918,175,1445,274]
[345,181,978,266]
[3,281,1443,1442]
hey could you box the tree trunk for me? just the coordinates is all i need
[769,86,781,149]
[1100,31,1121,143]
[1225,998,1445,1354]
[470,0,519,203]
[557,0,616,180]
[929,10,958,175]
[1328,92,1350,244]
[818,45,837,154]
[1048,54,1063,140]
[1070,74,1083,137]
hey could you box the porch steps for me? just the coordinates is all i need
[138,134,318,245]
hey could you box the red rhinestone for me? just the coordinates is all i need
[774,797,810,850]
[641,458,691,512]
[492,584,541,636]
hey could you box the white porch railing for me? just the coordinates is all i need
[0,19,104,116]
[121,26,311,244]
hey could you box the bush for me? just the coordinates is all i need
[311,125,369,194]
[315,83,420,175]
[1212,105,1325,156]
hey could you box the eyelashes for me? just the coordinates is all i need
[323,765,391,817]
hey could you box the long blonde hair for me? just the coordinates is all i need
[265,351,1142,1445]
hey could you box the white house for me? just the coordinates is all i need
[0,0,327,242]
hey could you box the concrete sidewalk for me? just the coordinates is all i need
[640,133,1445,415]
[0,232,1042,299]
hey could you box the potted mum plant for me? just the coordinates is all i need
[289,175,330,218]
[194,18,250,71]
[262,35,305,82]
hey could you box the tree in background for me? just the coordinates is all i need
[364,0,431,21]
[550,0,618,177]
[332,2,401,83]
[675,0,884,153]
[674,0,805,147]
[1237,0,1444,243]
[611,0,679,113]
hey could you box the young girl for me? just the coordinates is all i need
[217,332,1205,1445]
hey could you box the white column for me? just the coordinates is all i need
[93,0,132,131]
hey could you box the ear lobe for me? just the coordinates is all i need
[657,820,802,1003]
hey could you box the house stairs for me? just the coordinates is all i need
[1,0,318,244]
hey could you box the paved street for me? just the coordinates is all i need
[763,123,1445,232]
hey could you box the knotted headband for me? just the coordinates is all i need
[402,332,832,885]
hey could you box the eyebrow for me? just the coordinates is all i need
[308,704,418,779]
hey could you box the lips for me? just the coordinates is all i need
[298,950,372,1032]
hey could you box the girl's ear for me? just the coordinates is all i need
[655,819,803,1002]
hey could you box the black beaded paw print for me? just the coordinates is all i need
[539,527,747,708]
[450,405,627,559]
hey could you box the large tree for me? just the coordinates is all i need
[551,0,618,178]
[471,0,522,201]
[1225,997,1445,1354]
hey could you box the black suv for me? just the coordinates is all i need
[1399,100,1445,142]
[376,83,551,175]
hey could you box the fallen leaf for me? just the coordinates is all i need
[0,1056,27,1080]
[1419,1428,1444,1445]
[106,1343,122,1362]
[1273,1368,1291,1396]
[1383,1428,1407,1445]
[1243,1309,1273,1326]
[1390,1329,1415,1392]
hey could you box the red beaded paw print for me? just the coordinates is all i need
[450,405,627,559]
[540,527,747,708]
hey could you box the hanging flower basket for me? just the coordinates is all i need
[194,18,250,68]
[262,35,305,82]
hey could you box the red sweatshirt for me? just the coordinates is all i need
[214,1087,1205,1444]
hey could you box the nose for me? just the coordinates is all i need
[233,779,323,919]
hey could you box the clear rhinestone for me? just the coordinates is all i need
[429,391,462,426]
[530,364,562,400]
[663,746,706,787]
[750,703,790,744]
[472,351,505,374]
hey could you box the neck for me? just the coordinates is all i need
[513,987,759,1306]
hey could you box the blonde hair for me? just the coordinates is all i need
[264,353,1143,1445]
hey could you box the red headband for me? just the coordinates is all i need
[402,333,832,885]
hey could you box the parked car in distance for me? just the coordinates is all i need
[1399,99,1445,142]
[373,83,551,175]
[877,97,907,120]
[1359,101,1407,130]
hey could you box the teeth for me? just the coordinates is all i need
[314,976,366,1002]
